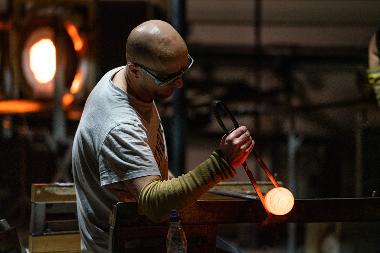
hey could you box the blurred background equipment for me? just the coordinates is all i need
[0,219,26,253]
[9,0,95,104]
[0,0,12,100]
[0,0,96,228]
[28,183,79,253]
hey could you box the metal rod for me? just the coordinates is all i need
[208,189,258,200]
[242,162,269,213]
[212,100,282,213]
[53,17,66,142]
[170,0,187,176]
[252,149,279,188]
[213,100,280,188]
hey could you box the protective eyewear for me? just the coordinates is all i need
[135,54,194,86]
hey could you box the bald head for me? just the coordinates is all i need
[126,20,188,67]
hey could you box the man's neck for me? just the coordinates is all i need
[123,68,153,103]
[112,67,128,91]
[112,67,154,121]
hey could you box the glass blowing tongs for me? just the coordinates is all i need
[213,100,280,212]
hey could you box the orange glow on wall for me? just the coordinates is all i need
[0,100,44,114]
[65,22,83,52]
[29,39,56,83]
[65,22,86,97]
[264,187,294,216]
[70,71,82,94]
[62,93,75,107]
[2,118,11,129]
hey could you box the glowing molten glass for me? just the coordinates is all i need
[264,187,294,215]
[29,39,56,83]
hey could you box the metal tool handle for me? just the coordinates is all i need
[213,100,279,186]
[212,100,269,211]
[213,100,240,133]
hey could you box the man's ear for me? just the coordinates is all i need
[127,63,140,78]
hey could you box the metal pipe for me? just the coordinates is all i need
[354,109,366,197]
[170,0,186,176]
[53,17,66,142]
[287,131,301,253]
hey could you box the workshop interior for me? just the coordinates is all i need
[1,0,380,252]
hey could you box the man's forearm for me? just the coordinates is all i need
[137,150,236,222]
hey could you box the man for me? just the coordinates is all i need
[72,20,253,252]
[368,27,380,106]
[369,28,380,70]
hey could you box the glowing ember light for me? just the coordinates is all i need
[29,39,56,83]
[70,71,82,94]
[65,22,83,52]
[62,93,75,107]
[264,187,294,215]
[0,100,44,114]
[2,118,11,129]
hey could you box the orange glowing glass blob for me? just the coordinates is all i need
[264,187,294,216]
[29,39,56,83]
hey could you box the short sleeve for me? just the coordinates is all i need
[99,123,161,186]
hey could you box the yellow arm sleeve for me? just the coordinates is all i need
[137,150,236,222]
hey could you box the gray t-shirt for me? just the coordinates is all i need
[72,67,168,252]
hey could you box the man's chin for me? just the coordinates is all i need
[155,90,176,101]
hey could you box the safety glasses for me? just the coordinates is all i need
[135,54,194,86]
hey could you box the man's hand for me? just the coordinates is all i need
[219,126,254,167]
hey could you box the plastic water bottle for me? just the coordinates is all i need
[166,210,187,253]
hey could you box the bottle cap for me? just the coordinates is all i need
[169,210,179,222]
